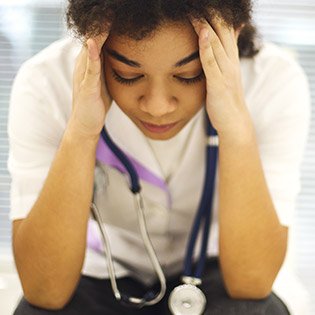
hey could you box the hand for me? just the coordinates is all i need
[68,32,112,140]
[191,17,253,140]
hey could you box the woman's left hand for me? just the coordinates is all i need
[191,17,253,140]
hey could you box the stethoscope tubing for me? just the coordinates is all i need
[101,128,140,193]
[91,193,167,307]
[92,128,168,307]
[94,112,218,308]
[184,137,218,279]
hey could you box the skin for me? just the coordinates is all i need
[12,15,288,309]
[191,17,288,297]
[103,22,206,140]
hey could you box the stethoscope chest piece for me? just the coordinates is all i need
[168,284,206,315]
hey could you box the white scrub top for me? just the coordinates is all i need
[8,37,311,314]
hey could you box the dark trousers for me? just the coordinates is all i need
[14,258,290,315]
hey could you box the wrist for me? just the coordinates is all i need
[217,116,257,148]
[65,118,101,146]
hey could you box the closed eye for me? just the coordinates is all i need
[174,72,205,85]
[111,70,143,85]
[111,70,204,86]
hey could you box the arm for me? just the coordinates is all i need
[191,17,290,298]
[12,34,111,309]
[218,126,287,299]
[13,124,99,309]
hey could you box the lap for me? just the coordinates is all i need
[13,258,290,315]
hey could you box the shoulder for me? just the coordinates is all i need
[240,42,310,144]
[15,36,81,85]
[240,42,310,114]
[242,41,304,72]
[11,37,81,119]
[9,37,82,139]
[241,42,308,91]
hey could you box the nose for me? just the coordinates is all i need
[138,81,178,118]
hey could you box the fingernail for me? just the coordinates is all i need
[201,29,209,41]
[87,43,93,59]
[191,17,198,24]
[190,17,201,28]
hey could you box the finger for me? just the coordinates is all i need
[83,30,110,87]
[73,45,88,104]
[82,38,102,89]
[191,19,224,76]
[93,32,109,55]
[194,18,237,74]
[210,15,238,59]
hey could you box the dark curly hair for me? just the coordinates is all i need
[66,0,260,58]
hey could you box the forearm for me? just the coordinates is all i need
[13,119,99,309]
[218,123,288,299]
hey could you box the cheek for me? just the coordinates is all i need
[180,83,206,109]
[183,83,207,115]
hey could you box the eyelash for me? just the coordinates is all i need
[111,70,204,86]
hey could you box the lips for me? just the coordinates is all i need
[140,121,178,134]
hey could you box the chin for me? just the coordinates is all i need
[143,132,178,140]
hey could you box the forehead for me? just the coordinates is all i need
[104,22,199,69]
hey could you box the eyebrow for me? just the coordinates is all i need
[105,49,200,68]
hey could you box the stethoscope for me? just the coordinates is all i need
[90,112,218,315]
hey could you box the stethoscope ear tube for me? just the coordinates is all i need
[133,193,167,305]
[90,202,122,301]
[90,194,166,307]
[91,127,167,307]
[101,128,140,193]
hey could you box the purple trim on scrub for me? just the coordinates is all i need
[87,135,172,252]
[96,135,171,203]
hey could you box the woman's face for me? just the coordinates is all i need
[103,22,206,140]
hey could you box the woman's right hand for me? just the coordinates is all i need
[68,32,112,140]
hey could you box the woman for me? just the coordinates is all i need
[9,0,310,314]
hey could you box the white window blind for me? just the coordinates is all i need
[0,0,66,254]
[253,1,315,312]
[0,0,314,312]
